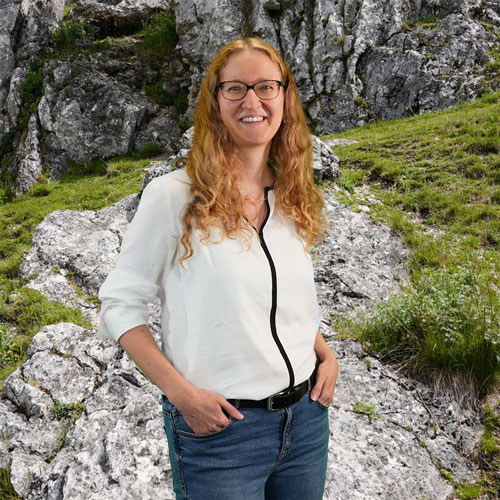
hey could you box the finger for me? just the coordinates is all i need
[219,399,245,420]
[310,379,324,401]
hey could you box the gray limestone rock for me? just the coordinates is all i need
[15,113,43,195]
[314,194,408,322]
[68,0,172,35]
[40,56,156,176]
[141,149,189,189]
[174,0,500,132]
[5,67,25,128]
[20,193,139,296]
[133,108,180,155]
[9,448,48,499]
[312,134,339,182]
[0,0,62,142]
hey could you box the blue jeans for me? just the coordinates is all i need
[161,390,330,500]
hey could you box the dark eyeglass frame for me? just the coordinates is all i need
[216,80,288,101]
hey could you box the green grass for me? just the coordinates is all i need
[327,93,500,392]
[0,155,146,390]
[0,465,20,500]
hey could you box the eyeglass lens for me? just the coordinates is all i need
[220,81,280,100]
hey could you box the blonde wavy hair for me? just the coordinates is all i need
[179,37,326,264]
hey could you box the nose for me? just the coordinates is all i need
[241,88,261,108]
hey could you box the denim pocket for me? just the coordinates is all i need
[172,409,233,439]
[313,399,330,410]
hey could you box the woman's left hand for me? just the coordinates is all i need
[310,333,339,407]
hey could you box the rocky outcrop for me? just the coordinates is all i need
[0,0,64,137]
[37,57,160,177]
[15,113,42,195]
[174,0,500,131]
[1,142,483,499]
[68,0,172,36]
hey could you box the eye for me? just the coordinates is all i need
[256,81,278,92]
[226,83,245,92]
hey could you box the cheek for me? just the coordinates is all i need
[218,103,237,128]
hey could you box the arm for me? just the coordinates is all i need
[310,331,339,406]
[119,324,244,434]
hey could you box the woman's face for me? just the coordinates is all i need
[217,49,285,151]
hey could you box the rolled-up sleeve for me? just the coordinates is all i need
[97,177,178,342]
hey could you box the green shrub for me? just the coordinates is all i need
[348,266,500,392]
[174,92,189,115]
[20,62,44,111]
[139,11,178,66]
[0,326,25,371]
[353,397,381,421]
[51,401,85,424]
[144,81,175,106]
[51,18,99,52]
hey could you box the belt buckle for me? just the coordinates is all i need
[267,387,295,411]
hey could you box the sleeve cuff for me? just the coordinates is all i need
[97,305,149,343]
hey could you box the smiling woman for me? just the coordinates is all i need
[97,37,339,500]
[216,50,285,152]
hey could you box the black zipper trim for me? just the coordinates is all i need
[257,186,295,389]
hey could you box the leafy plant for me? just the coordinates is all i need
[20,60,44,113]
[353,397,381,421]
[136,143,164,159]
[344,265,500,393]
[50,401,85,424]
[51,18,98,51]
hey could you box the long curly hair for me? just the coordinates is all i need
[179,37,326,264]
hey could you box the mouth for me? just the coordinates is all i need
[240,116,266,123]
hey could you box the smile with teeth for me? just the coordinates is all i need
[240,116,265,122]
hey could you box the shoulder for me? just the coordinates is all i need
[143,168,193,207]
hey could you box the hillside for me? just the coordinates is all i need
[0,92,499,499]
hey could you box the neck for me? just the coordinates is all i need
[234,144,274,188]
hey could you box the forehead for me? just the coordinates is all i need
[218,48,282,82]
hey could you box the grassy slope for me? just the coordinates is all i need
[323,91,500,498]
[0,159,147,387]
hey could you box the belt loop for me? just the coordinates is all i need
[233,399,240,409]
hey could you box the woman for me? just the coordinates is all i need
[98,37,339,500]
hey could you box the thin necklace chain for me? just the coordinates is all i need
[240,166,274,203]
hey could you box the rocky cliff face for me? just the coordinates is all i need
[0,0,499,194]
[174,0,500,132]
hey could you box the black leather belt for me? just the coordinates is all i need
[228,369,317,412]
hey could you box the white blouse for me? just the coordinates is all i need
[97,168,320,400]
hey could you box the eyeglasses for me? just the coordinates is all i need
[217,80,287,101]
